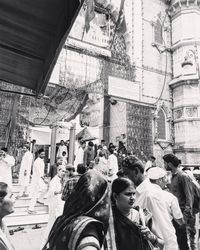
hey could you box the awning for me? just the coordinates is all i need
[0,0,82,97]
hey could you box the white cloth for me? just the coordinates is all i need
[29,158,46,211]
[74,146,84,170]
[40,175,64,249]
[57,145,68,158]
[0,155,15,189]
[18,151,33,187]
[108,154,118,181]
[135,179,178,250]
[162,190,183,221]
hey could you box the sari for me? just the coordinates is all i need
[43,169,110,250]
[108,205,152,250]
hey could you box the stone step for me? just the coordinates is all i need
[14,197,48,206]
[4,211,49,228]
[12,184,21,193]
[14,203,48,213]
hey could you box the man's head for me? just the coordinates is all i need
[60,140,64,145]
[56,157,63,165]
[38,148,45,159]
[148,167,167,189]
[122,156,145,186]
[66,163,75,177]
[101,140,105,146]
[77,164,87,175]
[57,165,66,178]
[88,141,94,150]
[81,141,86,149]
[163,154,180,172]
[23,144,30,152]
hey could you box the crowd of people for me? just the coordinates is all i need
[0,138,200,250]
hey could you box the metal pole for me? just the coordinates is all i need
[50,124,57,166]
[68,123,76,164]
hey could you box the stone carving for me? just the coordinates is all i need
[185,107,197,118]
[174,108,183,119]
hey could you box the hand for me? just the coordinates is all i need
[140,226,157,243]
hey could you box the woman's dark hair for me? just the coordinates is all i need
[111,178,133,204]
[77,164,87,174]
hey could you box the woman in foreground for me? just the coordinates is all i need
[108,177,164,250]
[43,170,110,250]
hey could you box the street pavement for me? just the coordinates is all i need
[9,226,45,250]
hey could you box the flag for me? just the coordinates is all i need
[85,0,95,33]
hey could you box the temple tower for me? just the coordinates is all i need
[169,0,200,164]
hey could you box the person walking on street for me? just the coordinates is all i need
[163,154,197,250]
[18,144,33,198]
[122,156,179,250]
[28,149,47,214]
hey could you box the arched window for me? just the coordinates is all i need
[154,19,163,45]
[157,109,166,140]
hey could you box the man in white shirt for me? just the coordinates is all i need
[74,141,86,171]
[18,144,33,197]
[108,149,118,182]
[148,167,184,225]
[122,156,178,250]
[28,149,47,214]
[57,140,68,158]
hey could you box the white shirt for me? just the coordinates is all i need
[57,145,68,158]
[162,190,183,221]
[135,179,178,250]
[0,155,15,188]
[18,151,33,186]
[108,154,118,181]
[74,146,84,170]
[32,157,45,181]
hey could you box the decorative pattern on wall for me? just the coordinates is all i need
[126,103,153,161]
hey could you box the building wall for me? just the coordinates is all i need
[169,0,200,164]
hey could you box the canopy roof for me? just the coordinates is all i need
[0,0,82,97]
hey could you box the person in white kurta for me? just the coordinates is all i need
[18,145,33,197]
[0,149,15,191]
[28,149,47,213]
[123,158,178,250]
[40,165,66,249]
[74,141,86,171]
[107,149,118,182]
[57,140,68,158]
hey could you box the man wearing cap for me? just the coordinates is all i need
[122,156,178,250]
[18,144,33,198]
[163,153,196,250]
[148,167,184,226]
[28,149,47,214]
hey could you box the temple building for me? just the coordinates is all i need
[1,0,200,166]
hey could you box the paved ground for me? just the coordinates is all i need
[9,227,45,250]
[8,225,200,250]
